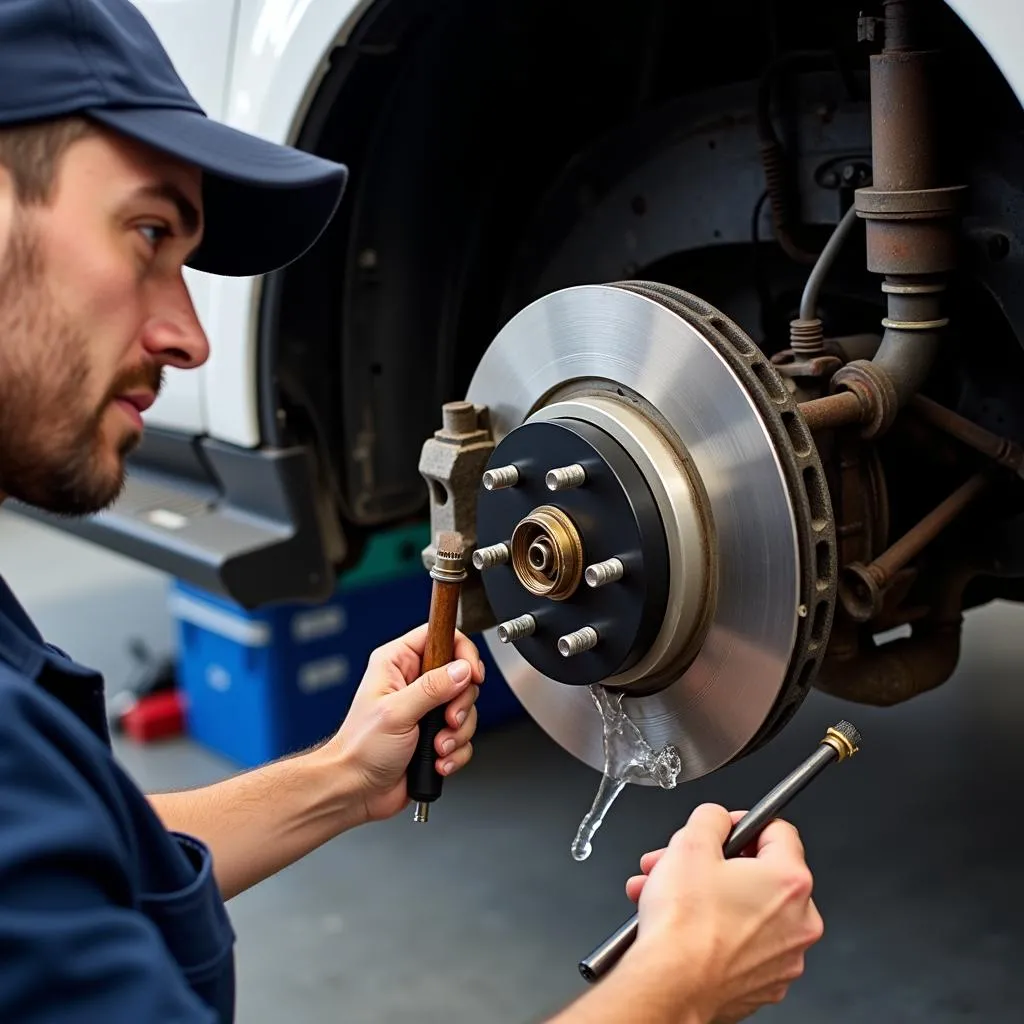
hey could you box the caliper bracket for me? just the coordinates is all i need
[418,400,498,634]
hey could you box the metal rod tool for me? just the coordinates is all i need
[407,531,467,823]
[578,720,863,983]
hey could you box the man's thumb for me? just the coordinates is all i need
[392,660,472,728]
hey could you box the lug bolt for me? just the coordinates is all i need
[497,614,536,643]
[585,557,625,589]
[546,464,586,491]
[558,626,598,657]
[483,465,519,490]
[472,542,510,571]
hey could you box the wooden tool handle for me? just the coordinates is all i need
[407,578,462,805]
[421,580,460,673]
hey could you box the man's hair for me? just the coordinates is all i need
[0,116,96,204]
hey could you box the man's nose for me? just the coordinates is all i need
[141,273,211,369]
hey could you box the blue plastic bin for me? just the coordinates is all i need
[169,531,522,767]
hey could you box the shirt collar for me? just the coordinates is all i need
[0,573,111,744]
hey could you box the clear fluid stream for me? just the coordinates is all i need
[570,685,683,862]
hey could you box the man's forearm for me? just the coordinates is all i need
[545,945,707,1024]
[147,745,368,900]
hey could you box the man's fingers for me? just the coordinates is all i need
[437,740,473,776]
[453,635,486,683]
[669,803,735,857]
[639,848,667,874]
[640,809,748,874]
[437,703,478,756]
[625,874,646,903]
[388,660,473,730]
[753,818,805,863]
[373,625,484,686]
[445,684,480,731]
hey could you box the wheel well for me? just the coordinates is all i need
[260,0,1024,558]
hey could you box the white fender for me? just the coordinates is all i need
[945,0,1024,112]
[148,0,1024,450]
[199,0,373,448]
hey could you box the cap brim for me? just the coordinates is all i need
[87,106,348,278]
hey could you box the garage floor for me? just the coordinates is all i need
[4,512,1024,1022]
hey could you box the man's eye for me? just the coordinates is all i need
[138,224,171,246]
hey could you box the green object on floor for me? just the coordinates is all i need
[339,521,431,591]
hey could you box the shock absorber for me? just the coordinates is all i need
[830,0,967,437]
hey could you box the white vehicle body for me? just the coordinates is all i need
[19,0,1024,628]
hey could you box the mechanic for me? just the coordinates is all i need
[0,1,825,1022]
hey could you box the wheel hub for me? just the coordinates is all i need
[463,282,838,783]
[476,415,672,687]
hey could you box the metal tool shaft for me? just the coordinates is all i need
[578,722,861,983]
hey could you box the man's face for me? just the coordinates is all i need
[0,125,209,516]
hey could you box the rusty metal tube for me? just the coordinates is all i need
[838,472,989,620]
[800,391,870,432]
[800,204,861,322]
[873,284,945,406]
[832,0,965,437]
[870,472,987,583]
[909,395,1024,473]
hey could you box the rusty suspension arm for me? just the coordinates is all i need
[799,391,1024,476]
[838,471,991,621]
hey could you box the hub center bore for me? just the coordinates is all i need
[511,505,583,600]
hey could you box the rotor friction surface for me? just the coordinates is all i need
[467,284,815,783]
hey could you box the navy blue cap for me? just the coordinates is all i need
[0,0,348,278]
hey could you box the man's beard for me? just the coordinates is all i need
[0,217,159,517]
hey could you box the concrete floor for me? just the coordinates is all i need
[4,509,1024,1022]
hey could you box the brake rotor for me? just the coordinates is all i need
[466,282,838,783]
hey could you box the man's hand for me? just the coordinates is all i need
[623,803,824,1023]
[324,623,487,822]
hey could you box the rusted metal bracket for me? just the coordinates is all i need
[418,400,498,634]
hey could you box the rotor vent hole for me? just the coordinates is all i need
[802,465,828,530]
[751,360,789,405]
[797,658,819,691]
[815,540,832,585]
[811,601,828,643]
[781,410,812,459]
[715,322,754,355]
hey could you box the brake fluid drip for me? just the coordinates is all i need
[570,685,683,862]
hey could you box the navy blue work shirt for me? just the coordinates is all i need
[0,574,236,1022]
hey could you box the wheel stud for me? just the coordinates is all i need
[497,614,536,643]
[558,626,598,657]
[473,543,510,570]
[546,464,586,491]
[483,465,520,490]
[585,557,625,588]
